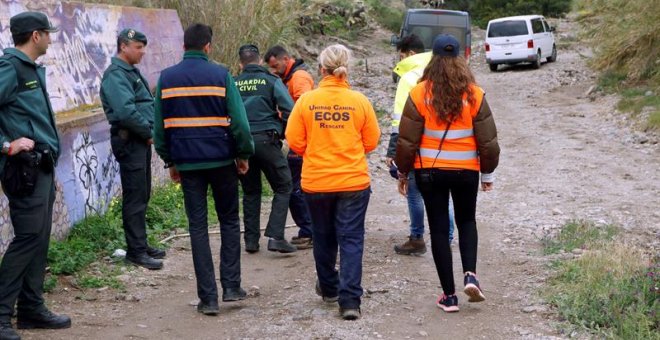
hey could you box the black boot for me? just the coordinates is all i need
[125,253,163,270]
[0,321,20,340]
[16,309,71,329]
[146,247,166,259]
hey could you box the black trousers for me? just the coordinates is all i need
[415,169,479,296]
[180,165,242,303]
[111,134,151,257]
[0,169,55,321]
[240,132,292,242]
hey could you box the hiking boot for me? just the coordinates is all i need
[393,236,426,255]
[147,246,166,259]
[267,238,297,253]
[222,287,247,302]
[315,280,339,303]
[197,300,219,315]
[463,272,486,302]
[339,307,361,320]
[16,309,71,329]
[292,237,312,250]
[245,241,260,254]
[436,294,459,313]
[125,253,163,270]
[0,321,20,340]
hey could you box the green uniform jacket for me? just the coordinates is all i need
[0,48,60,176]
[153,51,254,171]
[100,57,154,140]
[235,64,293,134]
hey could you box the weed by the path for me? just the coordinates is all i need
[541,219,617,255]
[542,221,659,338]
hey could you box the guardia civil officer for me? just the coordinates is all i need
[0,11,71,340]
[154,23,254,316]
[235,44,297,254]
[100,28,164,270]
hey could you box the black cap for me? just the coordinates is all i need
[118,28,148,45]
[432,34,460,57]
[239,44,259,54]
[10,11,59,35]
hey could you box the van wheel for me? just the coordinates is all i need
[489,64,498,72]
[547,45,557,63]
[532,51,541,69]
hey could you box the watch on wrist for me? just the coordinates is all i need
[1,141,10,155]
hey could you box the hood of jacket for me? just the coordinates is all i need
[392,52,432,77]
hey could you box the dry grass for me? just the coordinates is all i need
[89,0,301,72]
[575,0,659,84]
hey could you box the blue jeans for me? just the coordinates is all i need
[180,165,242,302]
[288,155,313,238]
[305,188,370,309]
[408,173,454,242]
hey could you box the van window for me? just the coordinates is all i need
[531,19,544,33]
[542,19,550,32]
[487,20,528,37]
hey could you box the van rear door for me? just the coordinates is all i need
[403,10,471,59]
[486,20,530,60]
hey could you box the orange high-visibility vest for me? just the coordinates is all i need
[409,81,484,171]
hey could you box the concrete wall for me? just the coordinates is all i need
[0,1,184,254]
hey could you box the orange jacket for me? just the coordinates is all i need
[409,81,484,171]
[282,58,314,102]
[286,76,381,193]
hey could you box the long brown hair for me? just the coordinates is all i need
[420,55,475,123]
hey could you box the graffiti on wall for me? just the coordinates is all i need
[0,2,184,254]
[0,1,183,112]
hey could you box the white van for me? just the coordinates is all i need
[484,15,556,71]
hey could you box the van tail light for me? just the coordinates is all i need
[483,43,488,52]
[527,40,534,49]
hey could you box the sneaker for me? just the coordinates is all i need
[339,307,361,320]
[197,300,219,315]
[463,272,486,302]
[267,238,297,253]
[315,280,338,303]
[436,294,459,313]
[293,237,312,250]
[393,236,426,256]
[16,309,71,329]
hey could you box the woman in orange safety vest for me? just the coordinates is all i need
[395,34,500,313]
[285,44,381,321]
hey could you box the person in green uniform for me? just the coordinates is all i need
[154,23,254,316]
[100,28,164,270]
[235,44,297,254]
[0,11,71,340]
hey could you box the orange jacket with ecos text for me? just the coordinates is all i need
[286,76,381,193]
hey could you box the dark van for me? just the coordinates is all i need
[392,9,472,59]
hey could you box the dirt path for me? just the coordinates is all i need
[21,21,658,340]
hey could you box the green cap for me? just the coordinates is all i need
[118,28,148,45]
[10,11,59,35]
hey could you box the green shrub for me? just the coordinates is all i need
[544,243,659,338]
[542,220,618,255]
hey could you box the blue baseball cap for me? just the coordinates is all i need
[432,34,459,57]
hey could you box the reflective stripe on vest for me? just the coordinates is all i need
[164,116,230,129]
[161,86,226,99]
[410,82,484,171]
